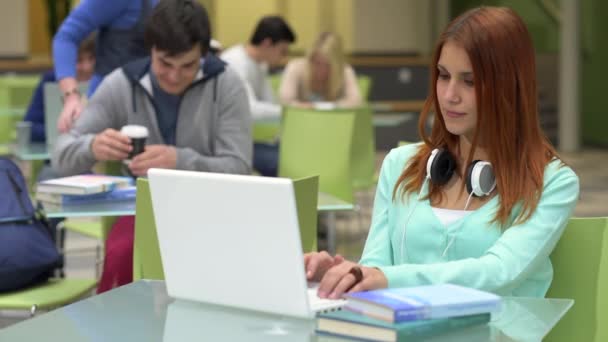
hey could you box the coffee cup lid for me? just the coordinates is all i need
[121,125,149,138]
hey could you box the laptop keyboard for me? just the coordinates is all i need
[307,283,346,313]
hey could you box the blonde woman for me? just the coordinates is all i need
[279,32,362,109]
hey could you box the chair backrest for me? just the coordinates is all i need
[0,76,40,145]
[133,178,164,281]
[132,175,319,281]
[356,75,372,101]
[292,175,319,253]
[351,106,376,190]
[279,107,356,203]
[43,82,88,148]
[546,217,608,342]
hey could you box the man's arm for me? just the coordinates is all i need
[53,0,130,132]
[52,70,125,176]
[175,70,253,174]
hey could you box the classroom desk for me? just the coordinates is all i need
[0,280,573,341]
[254,111,415,128]
[44,192,353,219]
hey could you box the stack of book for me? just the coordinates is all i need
[35,174,136,207]
[316,284,501,341]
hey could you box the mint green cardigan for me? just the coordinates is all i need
[360,143,580,297]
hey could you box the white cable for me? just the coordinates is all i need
[399,177,429,264]
[442,191,475,257]
[463,191,474,211]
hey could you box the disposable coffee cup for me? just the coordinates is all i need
[16,121,32,150]
[121,125,149,160]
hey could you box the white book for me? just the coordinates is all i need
[36,174,133,195]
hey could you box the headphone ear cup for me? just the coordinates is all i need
[467,160,496,197]
[428,149,456,186]
[466,160,481,196]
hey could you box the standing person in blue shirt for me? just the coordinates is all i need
[23,34,95,143]
[304,7,579,299]
[53,0,159,134]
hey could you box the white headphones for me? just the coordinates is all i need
[399,148,496,263]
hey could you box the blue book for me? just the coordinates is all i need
[317,309,491,341]
[36,186,136,205]
[344,284,501,323]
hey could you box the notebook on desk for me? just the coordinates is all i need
[148,168,345,319]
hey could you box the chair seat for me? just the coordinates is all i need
[0,278,97,310]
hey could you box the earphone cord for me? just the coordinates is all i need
[441,191,475,257]
[400,178,429,264]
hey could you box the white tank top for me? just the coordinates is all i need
[431,207,471,226]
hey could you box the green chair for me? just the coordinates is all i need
[351,106,376,190]
[132,178,164,281]
[356,75,372,101]
[279,107,356,204]
[292,175,319,253]
[132,175,319,280]
[0,76,40,146]
[545,217,608,342]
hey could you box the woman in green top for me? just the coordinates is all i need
[305,6,580,299]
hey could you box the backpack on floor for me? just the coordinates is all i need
[0,157,62,292]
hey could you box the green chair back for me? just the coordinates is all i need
[356,75,372,101]
[279,107,355,203]
[133,178,164,281]
[546,217,608,342]
[351,106,376,190]
[293,175,319,253]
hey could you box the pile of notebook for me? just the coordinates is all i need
[316,283,501,341]
[35,174,136,207]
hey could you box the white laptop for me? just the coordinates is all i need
[148,168,345,319]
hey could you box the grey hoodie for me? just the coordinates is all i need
[52,55,252,176]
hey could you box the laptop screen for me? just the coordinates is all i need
[148,168,314,318]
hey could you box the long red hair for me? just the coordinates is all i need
[393,7,558,226]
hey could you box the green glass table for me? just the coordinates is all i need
[0,280,573,341]
[44,192,353,219]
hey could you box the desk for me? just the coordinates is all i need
[254,112,415,128]
[0,280,573,341]
[44,192,353,219]
[10,143,50,161]
[372,112,416,127]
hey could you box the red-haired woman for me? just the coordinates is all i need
[305,7,579,299]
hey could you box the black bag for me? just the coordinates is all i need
[0,157,62,292]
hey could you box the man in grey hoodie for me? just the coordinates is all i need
[52,0,251,178]
[52,0,252,293]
